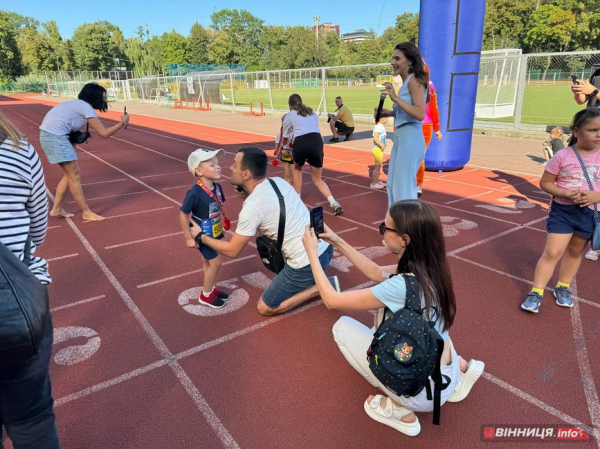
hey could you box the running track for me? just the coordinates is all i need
[1,95,598,448]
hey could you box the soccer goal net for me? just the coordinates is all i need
[476,48,522,119]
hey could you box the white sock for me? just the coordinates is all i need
[203,287,214,296]
[327,196,336,206]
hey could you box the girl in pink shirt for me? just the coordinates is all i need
[521,108,600,313]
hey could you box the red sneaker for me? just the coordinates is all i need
[213,287,230,300]
[199,290,226,308]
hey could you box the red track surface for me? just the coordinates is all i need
[1,95,598,448]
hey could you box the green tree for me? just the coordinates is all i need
[158,30,188,70]
[524,4,577,52]
[483,0,534,50]
[188,23,209,64]
[0,10,23,81]
[210,9,264,66]
[71,21,124,70]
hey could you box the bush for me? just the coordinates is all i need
[11,74,47,93]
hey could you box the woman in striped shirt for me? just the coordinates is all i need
[0,112,60,448]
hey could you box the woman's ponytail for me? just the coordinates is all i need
[288,94,313,117]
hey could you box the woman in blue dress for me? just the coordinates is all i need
[380,42,428,204]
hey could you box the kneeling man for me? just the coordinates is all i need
[191,147,333,316]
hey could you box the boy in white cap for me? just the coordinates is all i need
[180,148,230,308]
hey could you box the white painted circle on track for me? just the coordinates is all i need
[178,287,249,316]
[53,326,101,366]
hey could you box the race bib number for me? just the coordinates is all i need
[201,215,223,238]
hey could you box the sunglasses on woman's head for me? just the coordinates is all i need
[379,222,399,236]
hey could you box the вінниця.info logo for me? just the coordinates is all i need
[481,425,592,442]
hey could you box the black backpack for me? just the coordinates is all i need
[0,237,49,366]
[367,274,450,425]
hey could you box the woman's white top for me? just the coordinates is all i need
[40,100,98,135]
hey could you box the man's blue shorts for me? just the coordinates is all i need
[547,201,595,239]
[262,244,334,309]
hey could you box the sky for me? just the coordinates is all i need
[0,0,420,39]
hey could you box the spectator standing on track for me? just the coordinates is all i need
[0,112,60,448]
[417,81,443,197]
[521,108,600,313]
[190,147,334,316]
[370,116,388,190]
[282,94,343,215]
[180,148,231,309]
[302,199,484,436]
[378,42,428,205]
[327,96,355,142]
[39,83,130,221]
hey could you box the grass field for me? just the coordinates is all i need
[223,83,581,127]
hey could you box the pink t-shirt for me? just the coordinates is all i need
[545,146,600,209]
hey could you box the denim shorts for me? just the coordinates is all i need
[262,244,333,309]
[39,130,77,164]
[547,201,595,239]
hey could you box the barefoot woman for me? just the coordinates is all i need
[39,83,130,221]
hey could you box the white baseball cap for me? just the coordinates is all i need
[188,148,226,175]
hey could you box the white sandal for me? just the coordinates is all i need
[363,395,421,436]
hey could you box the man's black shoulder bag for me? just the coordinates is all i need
[256,178,286,274]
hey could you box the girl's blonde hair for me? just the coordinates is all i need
[550,127,563,139]
[0,112,24,147]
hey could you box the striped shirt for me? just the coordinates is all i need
[0,137,51,284]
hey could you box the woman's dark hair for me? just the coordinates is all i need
[288,94,314,117]
[567,107,600,146]
[238,147,268,180]
[389,200,456,331]
[394,42,430,102]
[78,83,108,112]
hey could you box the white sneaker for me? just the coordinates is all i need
[447,360,485,403]
[585,249,599,261]
[330,201,343,215]
[417,186,423,197]
[363,395,420,436]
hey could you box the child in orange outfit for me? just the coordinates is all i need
[417,82,442,197]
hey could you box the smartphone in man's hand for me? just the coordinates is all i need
[571,75,579,84]
[123,106,128,129]
[310,206,324,237]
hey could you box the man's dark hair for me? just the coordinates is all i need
[336,96,342,101]
[239,147,267,180]
[78,83,108,112]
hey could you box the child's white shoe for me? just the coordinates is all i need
[585,249,599,261]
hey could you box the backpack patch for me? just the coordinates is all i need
[394,341,413,362]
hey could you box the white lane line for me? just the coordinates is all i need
[448,216,548,256]
[55,359,169,406]
[84,206,174,222]
[81,178,127,186]
[445,190,494,205]
[47,225,61,230]
[315,190,374,205]
[482,372,595,437]
[51,295,106,312]
[68,190,148,203]
[569,280,600,444]
[337,227,359,234]
[140,171,189,179]
[47,189,239,449]
[47,253,79,262]
[106,231,183,250]
[136,254,257,288]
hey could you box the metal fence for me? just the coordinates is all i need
[45,50,600,131]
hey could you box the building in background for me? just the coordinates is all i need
[340,29,375,42]
[312,23,340,37]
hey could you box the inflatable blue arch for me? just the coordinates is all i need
[419,0,487,171]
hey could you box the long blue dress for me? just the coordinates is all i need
[388,74,426,205]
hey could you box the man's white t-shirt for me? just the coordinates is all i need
[235,177,329,269]
[40,100,98,135]
[282,112,320,140]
